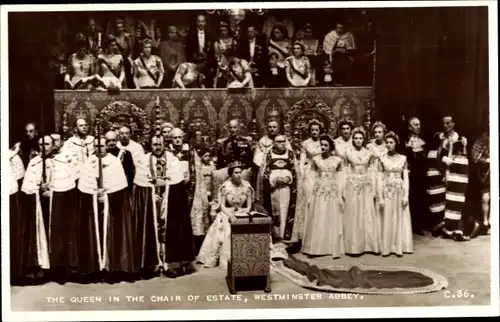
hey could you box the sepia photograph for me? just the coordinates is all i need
[1,1,498,321]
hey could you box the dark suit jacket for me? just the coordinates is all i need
[236,34,268,87]
[237,34,268,66]
[216,136,253,170]
[185,28,215,63]
[185,28,215,87]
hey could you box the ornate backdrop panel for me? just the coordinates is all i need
[54,87,373,149]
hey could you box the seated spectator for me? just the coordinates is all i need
[285,41,312,87]
[64,34,97,90]
[323,22,356,85]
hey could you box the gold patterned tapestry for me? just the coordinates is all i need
[54,87,372,149]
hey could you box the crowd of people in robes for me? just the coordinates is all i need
[51,10,375,91]
[9,112,490,286]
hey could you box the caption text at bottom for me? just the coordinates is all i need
[46,293,363,304]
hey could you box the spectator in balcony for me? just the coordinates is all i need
[316,59,335,87]
[85,16,103,56]
[323,22,356,86]
[224,49,254,89]
[231,23,242,51]
[266,52,288,88]
[213,21,234,88]
[136,16,162,53]
[159,26,186,88]
[108,17,134,88]
[133,38,165,89]
[285,41,312,87]
[353,10,377,85]
[227,9,246,35]
[50,27,68,89]
[185,13,215,87]
[95,37,125,90]
[172,57,207,89]
[262,11,295,40]
[267,24,291,77]
[298,23,322,86]
[237,23,268,88]
[64,35,97,90]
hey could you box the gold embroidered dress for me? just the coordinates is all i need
[292,138,322,242]
[343,147,381,255]
[378,154,413,256]
[367,140,388,242]
[302,155,345,258]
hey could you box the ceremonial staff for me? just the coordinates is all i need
[153,95,163,197]
[155,95,161,136]
[96,116,104,190]
[94,114,106,271]
[41,96,47,183]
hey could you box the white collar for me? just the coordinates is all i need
[440,131,459,142]
[170,143,190,151]
[71,135,93,143]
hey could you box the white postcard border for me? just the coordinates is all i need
[1,1,498,321]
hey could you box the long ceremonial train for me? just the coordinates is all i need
[54,87,373,150]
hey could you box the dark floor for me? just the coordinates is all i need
[10,234,491,311]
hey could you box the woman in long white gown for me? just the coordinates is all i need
[197,162,254,270]
[366,121,388,244]
[292,121,323,244]
[378,132,413,257]
[343,127,381,255]
[302,135,345,258]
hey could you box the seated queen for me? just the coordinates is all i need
[197,161,256,270]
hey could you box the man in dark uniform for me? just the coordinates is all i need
[15,122,40,170]
[404,117,427,235]
[216,119,253,170]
